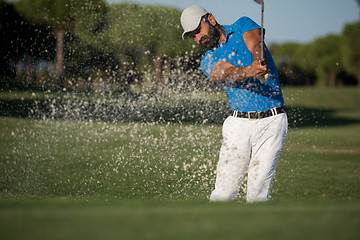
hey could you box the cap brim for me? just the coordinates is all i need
[181,17,202,40]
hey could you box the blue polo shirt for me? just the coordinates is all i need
[200,17,284,112]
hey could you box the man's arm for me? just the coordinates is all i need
[244,28,266,63]
[210,28,267,82]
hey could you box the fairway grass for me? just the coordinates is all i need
[1,200,359,240]
[1,117,359,201]
[1,87,360,239]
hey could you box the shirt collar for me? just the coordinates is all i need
[223,24,234,43]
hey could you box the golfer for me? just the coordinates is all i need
[181,6,288,202]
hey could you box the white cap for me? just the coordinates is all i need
[180,5,209,40]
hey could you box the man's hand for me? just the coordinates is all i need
[209,28,269,83]
[210,60,268,82]
[246,60,268,79]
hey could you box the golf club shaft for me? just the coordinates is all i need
[260,3,264,64]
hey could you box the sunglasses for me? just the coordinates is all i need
[187,22,202,39]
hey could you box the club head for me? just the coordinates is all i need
[253,0,264,5]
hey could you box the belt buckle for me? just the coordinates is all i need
[247,111,259,119]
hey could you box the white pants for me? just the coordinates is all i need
[210,113,288,202]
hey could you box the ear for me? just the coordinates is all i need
[207,14,217,26]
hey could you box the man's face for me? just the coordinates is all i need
[189,19,221,50]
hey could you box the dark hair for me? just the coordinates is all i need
[201,13,220,27]
[201,13,211,22]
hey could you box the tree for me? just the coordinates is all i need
[269,42,314,85]
[102,3,199,93]
[305,35,344,87]
[14,0,107,86]
[0,0,55,87]
[270,35,347,87]
[342,21,360,86]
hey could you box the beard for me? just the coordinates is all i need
[199,24,221,50]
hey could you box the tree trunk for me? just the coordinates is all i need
[153,52,163,94]
[162,58,170,92]
[26,56,34,85]
[119,57,131,92]
[16,59,23,79]
[55,28,65,87]
[329,72,336,87]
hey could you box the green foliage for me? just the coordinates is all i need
[14,0,106,31]
[15,0,74,28]
[9,0,109,89]
[342,21,360,84]
[270,34,355,86]
[102,3,199,64]
[308,35,344,86]
[71,0,107,40]
[2,0,359,89]
[269,42,315,85]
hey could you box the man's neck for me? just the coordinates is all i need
[219,26,227,44]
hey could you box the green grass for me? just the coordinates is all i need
[1,200,359,240]
[1,87,360,240]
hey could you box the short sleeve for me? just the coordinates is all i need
[232,17,260,34]
[200,50,219,79]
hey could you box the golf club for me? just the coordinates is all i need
[253,0,269,82]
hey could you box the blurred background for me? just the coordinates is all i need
[0,0,359,94]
